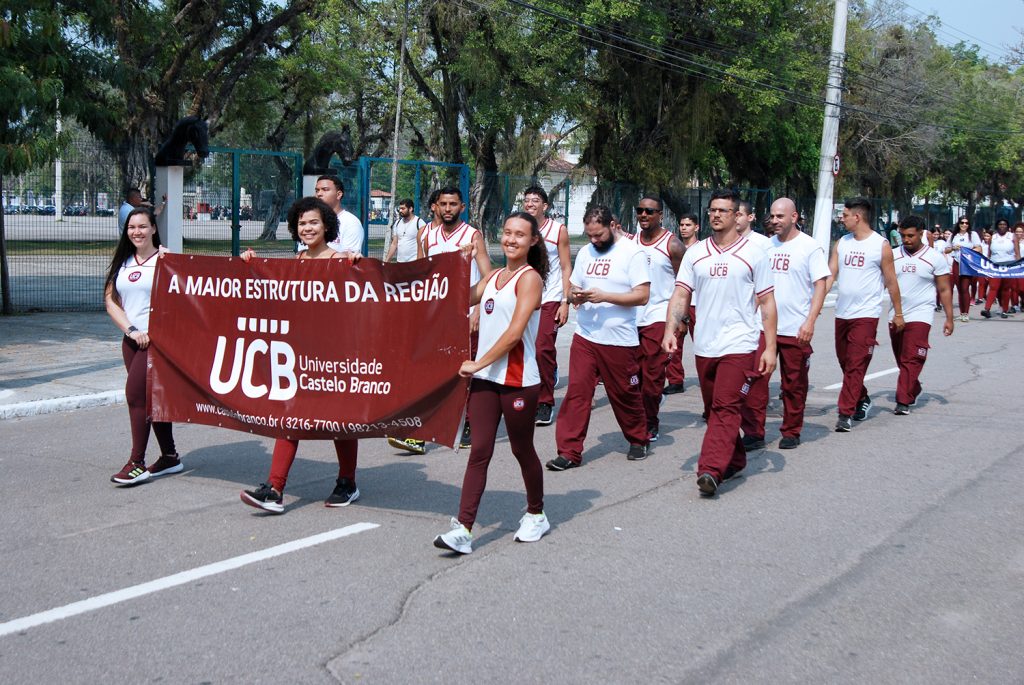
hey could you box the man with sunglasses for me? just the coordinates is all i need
[629,197,684,442]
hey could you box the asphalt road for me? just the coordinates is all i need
[1,311,1022,683]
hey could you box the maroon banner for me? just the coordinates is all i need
[148,252,471,447]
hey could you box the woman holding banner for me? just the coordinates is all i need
[981,219,1021,319]
[434,212,550,554]
[240,197,361,514]
[104,207,180,486]
[949,217,982,322]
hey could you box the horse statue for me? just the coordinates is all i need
[303,126,356,175]
[155,116,211,167]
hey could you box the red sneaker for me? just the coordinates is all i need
[148,454,183,478]
[111,460,151,486]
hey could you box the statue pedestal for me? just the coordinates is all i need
[155,166,184,253]
[302,175,318,198]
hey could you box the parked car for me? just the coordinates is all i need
[95,207,114,217]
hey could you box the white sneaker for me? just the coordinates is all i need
[433,517,473,554]
[513,512,551,543]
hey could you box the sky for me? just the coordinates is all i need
[883,0,1022,62]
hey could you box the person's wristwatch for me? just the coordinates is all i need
[126,326,138,335]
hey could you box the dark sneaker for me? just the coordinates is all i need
[662,383,685,395]
[647,428,659,443]
[722,465,743,481]
[853,396,872,421]
[148,453,183,478]
[460,424,472,449]
[981,309,991,318]
[111,460,150,486]
[545,455,579,471]
[778,435,801,449]
[835,414,853,432]
[535,403,553,426]
[387,437,426,455]
[697,472,718,496]
[894,403,911,415]
[974,298,982,305]
[240,483,284,514]
[325,477,360,507]
[627,443,649,461]
[1000,312,1009,319]
[741,435,766,451]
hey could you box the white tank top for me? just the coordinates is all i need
[835,231,887,320]
[539,218,564,303]
[630,229,675,327]
[473,266,540,387]
[115,252,160,332]
[424,221,482,286]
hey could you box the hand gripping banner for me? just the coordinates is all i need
[148,252,471,447]
[958,247,1024,279]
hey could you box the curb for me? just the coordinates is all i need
[0,390,125,420]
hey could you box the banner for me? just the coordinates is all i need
[148,252,471,447]
[958,247,1024,279]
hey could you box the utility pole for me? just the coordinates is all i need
[811,0,849,253]
[388,0,409,232]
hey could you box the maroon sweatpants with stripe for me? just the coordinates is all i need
[555,335,648,464]
[835,317,878,416]
[535,301,561,406]
[695,351,758,481]
[889,321,930,405]
[741,334,814,439]
[638,321,669,434]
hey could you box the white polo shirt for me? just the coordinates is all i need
[891,245,950,324]
[570,236,650,347]
[768,231,831,337]
[676,235,773,358]
[835,231,887,320]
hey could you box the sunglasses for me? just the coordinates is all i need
[635,207,660,215]
[958,220,969,224]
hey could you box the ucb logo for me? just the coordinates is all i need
[209,317,297,401]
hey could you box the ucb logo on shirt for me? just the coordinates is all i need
[586,260,611,276]
[128,271,143,283]
[484,298,495,314]
[209,317,297,401]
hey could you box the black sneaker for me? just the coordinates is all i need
[778,435,800,449]
[545,455,579,471]
[853,396,872,421]
[1000,312,1009,319]
[647,428,659,443]
[325,477,360,507]
[894,403,911,415]
[535,403,553,426]
[240,483,284,514]
[696,472,718,496]
[627,443,649,461]
[981,309,991,318]
[460,423,472,449]
[835,414,853,432]
[662,383,685,395]
[741,435,766,451]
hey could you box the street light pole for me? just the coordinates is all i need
[811,0,849,253]
[388,0,409,227]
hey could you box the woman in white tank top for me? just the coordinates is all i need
[434,212,552,554]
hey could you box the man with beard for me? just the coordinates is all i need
[547,205,651,470]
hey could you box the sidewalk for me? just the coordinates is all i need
[0,312,126,420]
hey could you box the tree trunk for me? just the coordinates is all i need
[469,131,501,240]
[0,174,12,314]
[117,137,154,196]
[258,157,293,241]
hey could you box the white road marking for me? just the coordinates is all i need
[824,367,898,390]
[0,522,379,638]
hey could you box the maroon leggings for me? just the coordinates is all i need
[268,438,357,493]
[458,380,544,530]
[122,338,175,463]
[535,301,561,406]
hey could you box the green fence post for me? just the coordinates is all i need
[231,151,241,256]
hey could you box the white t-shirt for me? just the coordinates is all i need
[951,231,981,251]
[570,237,650,347]
[989,232,1016,263]
[629,229,676,327]
[768,231,831,337]
[115,252,160,332]
[932,239,953,269]
[331,210,365,255]
[539,218,566,304]
[424,221,483,287]
[835,231,887,320]
[742,229,773,251]
[474,266,540,387]
[392,216,425,262]
[891,245,950,324]
[676,235,773,358]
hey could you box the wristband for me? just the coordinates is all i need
[127,326,138,335]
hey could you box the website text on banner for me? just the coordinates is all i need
[958,247,1024,278]
[148,252,471,447]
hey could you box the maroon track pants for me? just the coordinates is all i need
[458,380,544,530]
[268,438,357,493]
[951,262,973,314]
[834,317,878,416]
[695,351,757,481]
[535,301,561,406]
[638,321,669,433]
[889,321,930,405]
[741,334,814,440]
[122,337,175,463]
[555,335,648,464]
[984,277,1012,312]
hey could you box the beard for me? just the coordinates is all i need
[592,236,615,253]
